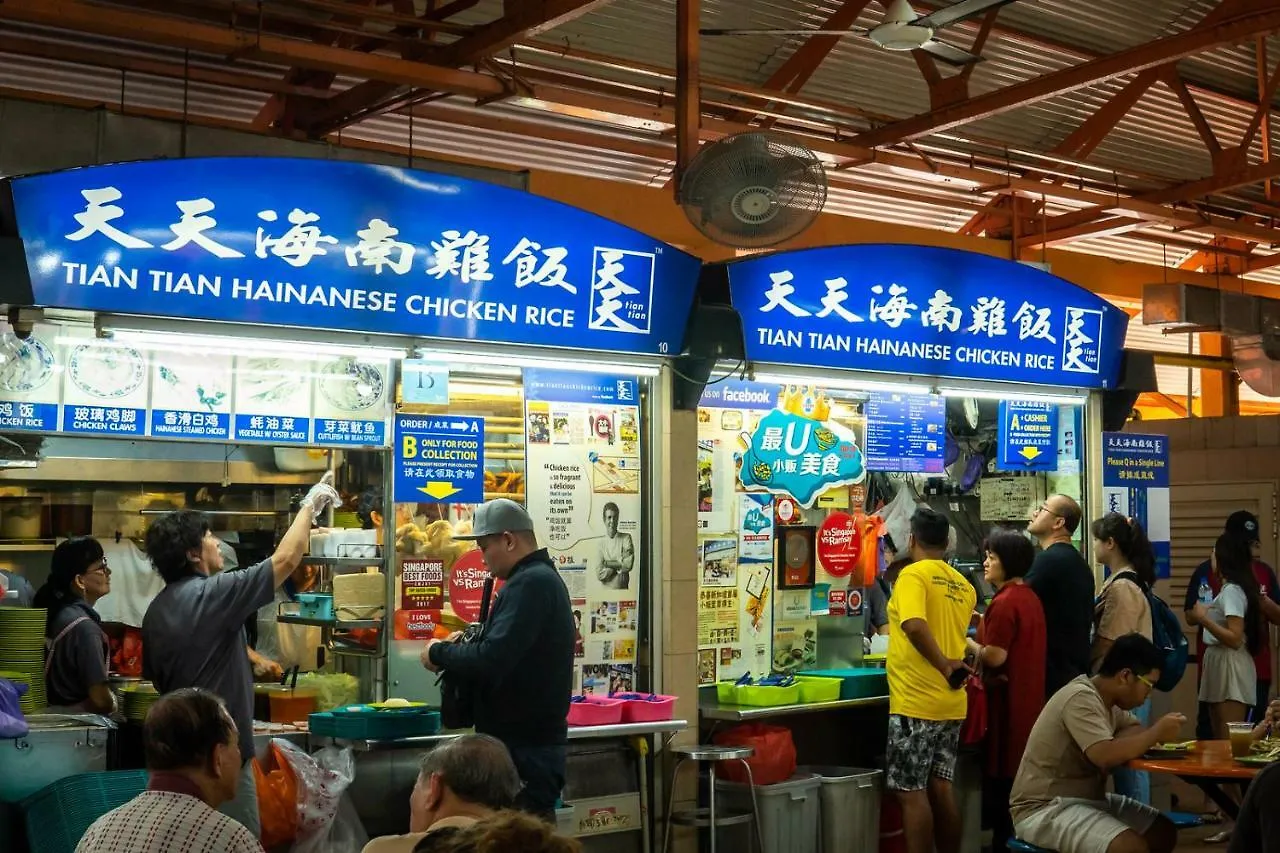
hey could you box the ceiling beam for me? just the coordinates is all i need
[674,0,699,191]
[303,0,611,134]
[1161,68,1222,154]
[850,2,1280,149]
[0,0,508,98]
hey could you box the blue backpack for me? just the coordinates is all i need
[1116,572,1188,692]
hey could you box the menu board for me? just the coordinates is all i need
[0,324,391,448]
[523,370,643,696]
[864,392,945,473]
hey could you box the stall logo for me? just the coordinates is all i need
[736,386,866,508]
[589,248,655,334]
[1062,307,1103,374]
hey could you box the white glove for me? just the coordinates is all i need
[300,471,340,515]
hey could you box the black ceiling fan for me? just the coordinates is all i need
[700,0,1020,67]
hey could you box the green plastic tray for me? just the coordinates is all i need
[795,676,841,703]
[310,707,442,739]
[23,770,149,853]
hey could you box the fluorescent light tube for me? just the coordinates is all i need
[106,329,407,361]
[416,349,660,377]
[937,387,1087,405]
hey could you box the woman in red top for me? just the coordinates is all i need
[967,526,1047,853]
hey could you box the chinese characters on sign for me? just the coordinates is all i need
[728,245,1126,388]
[864,393,946,474]
[394,414,485,504]
[997,401,1059,472]
[1102,432,1171,579]
[12,159,701,358]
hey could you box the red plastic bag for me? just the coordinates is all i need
[254,741,299,848]
[712,723,796,786]
[960,677,987,746]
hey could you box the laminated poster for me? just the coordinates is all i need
[524,371,643,694]
[700,538,738,588]
[772,620,818,674]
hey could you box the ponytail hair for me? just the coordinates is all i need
[32,536,105,634]
[1214,532,1265,657]
[1090,512,1156,586]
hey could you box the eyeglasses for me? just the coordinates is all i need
[1136,674,1155,691]
[86,558,111,577]
[1036,504,1062,518]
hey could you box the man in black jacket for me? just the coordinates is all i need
[420,499,575,820]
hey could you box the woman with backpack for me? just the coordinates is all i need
[1091,512,1157,804]
[1190,533,1268,842]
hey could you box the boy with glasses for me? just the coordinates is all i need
[1010,633,1185,853]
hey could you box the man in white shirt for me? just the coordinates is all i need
[595,502,634,590]
[362,734,523,853]
[77,688,263,853]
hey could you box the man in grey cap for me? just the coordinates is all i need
[420,499,575,821]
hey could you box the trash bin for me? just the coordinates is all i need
[798,766,882,853]
[715,772,821,853]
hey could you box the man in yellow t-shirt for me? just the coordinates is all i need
[886,506,977,853]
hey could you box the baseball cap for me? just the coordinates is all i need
[1225,510,1261,544]
[452,499,535,540]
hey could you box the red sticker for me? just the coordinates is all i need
[848,587,864,616]
[817,512,861,578]
[828,589,848,617]
[775,497,798,525]
[394,609,442,641]
[448,548,502,624]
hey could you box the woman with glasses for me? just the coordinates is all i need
[32,536,115,715]
[1189,533,1267,842]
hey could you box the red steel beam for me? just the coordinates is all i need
[675,0,700,189]
[851,2,1280,149]
[1161,69,1223,154]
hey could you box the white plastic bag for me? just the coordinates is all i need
[270,737,369,853]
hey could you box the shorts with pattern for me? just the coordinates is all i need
[886,714,962,791]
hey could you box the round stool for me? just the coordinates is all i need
[662,745,765,853]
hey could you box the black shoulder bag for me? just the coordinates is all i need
[437,576,494,729]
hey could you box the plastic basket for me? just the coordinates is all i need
[716,682,741,704]
[567,696,625,726]
[295,593,334,620]
[22,770,149,853]
[796,668,888,700]
[613,693,676,723]
[309,706,441,739]
[737,683,801,706]
[795,676,840,704]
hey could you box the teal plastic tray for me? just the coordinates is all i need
[310,706,442,739]
[23,770,149,853]
[796,668,888,700]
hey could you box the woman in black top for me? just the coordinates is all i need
[33,537,115,714]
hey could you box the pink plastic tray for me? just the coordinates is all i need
[616,694,677,723]
[567,696,625,726]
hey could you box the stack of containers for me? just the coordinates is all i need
[0,607,47,714]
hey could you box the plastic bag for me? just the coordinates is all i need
[960,677,987,746]
[712,723,796,786]
[0,677,28,738]
[271,738,368,853]
[254,740,300,848]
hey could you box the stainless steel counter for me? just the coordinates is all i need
[313,718,688,752]
[699,696,888,721]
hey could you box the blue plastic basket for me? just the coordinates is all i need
[310,706,442,739]
[22,770,149,853]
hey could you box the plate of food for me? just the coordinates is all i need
[1238,738,1280,766]
[317,357,386,412]
[1144,741,1196,759]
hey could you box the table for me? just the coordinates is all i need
[699,695,888,722]
[1127,740,1262,819]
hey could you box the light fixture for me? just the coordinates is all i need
[415,349,660,377]
[937,387,1087,406]
[448,381,524,398]
[105,329,408,362]
[751,372,930,397]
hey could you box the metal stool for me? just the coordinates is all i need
[662,744,765,853]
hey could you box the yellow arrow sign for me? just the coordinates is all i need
[419,481,461,500]
[1019,446,1042,462]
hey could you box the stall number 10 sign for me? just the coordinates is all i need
[394,414,485,504]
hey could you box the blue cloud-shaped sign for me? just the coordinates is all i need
[737,409,866,508]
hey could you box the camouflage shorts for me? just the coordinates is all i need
[886,714,962,792]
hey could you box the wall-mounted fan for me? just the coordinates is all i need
[678,132,827,248]
[701,0,1020,66]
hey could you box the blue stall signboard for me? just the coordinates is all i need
[395,414,484,504]
[234,413,310,445]
[864,392,945,473]
[1102,432,1171,579]
[524,370,639,405]
[9,158,702,357]
[725,245,1128,389]
[997,401,1058,472]
[63,404,145,437]
[315,418,387,447]
[151,410,231,441]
